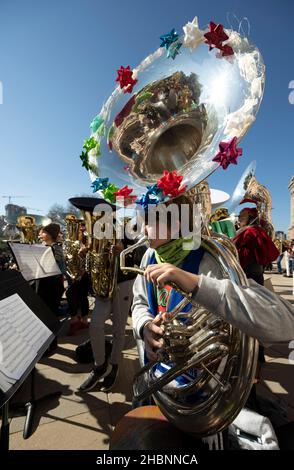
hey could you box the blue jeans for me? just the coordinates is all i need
[277,254,283,273]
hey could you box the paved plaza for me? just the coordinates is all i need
[4,272,294,450]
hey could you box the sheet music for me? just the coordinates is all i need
[8,243,61,281]
[0,294,52,381]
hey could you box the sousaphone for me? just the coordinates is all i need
[81,16,265,438]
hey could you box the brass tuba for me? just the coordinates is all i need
[81,16,265,438]
[16,215,38,243]
[241,176,275,239]
[64,214,85,281]
[69,197,118,298]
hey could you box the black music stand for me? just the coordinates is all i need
[0,270,61,450]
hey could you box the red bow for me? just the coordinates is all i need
[114,185,133,198]
[157,170,186,197]
[204,22,234,57]
[114,186,136,206]
[116,66,138,93]
[212,137,242,169]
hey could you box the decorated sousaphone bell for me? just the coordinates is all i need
[82,17,265,206]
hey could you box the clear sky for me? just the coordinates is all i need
[0,0,293,232]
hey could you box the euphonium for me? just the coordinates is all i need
[68,198,118,299]
[64,214,85,281]
[16,215,37,243]
[83,210,118,299]
[241,176,275,239]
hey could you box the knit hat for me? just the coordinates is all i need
[42,223,61,241]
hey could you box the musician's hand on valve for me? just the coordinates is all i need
[144,263,199,293]
[143,314,165,361]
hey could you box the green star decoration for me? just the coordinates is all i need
[80,150,90,170]
[102,183,119,203]
[83,137,97,152]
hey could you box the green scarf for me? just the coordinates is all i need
[154,237,193,266]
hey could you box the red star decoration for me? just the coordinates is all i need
[212,137,242,169]
[156,170,187,198]
[204,22,234,57]
[114,185,136,206]
[221,44,234,57]
[116,66,138,94]
[114,185,133,198]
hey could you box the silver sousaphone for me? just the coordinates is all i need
[84,17,265,438]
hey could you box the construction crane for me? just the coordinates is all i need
[2,195,30,204]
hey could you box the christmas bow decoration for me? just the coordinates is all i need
[116,66,137,93]
[83,137,98,152]
[114,185,136,206]
[146,183,164,198]
[183,17,204,49]
[204,22,234,57]
[136,193,159,211]
[167,41,183,59]
[90,115,104,133]
[80,150,90,170]
[212,137,242,169]
[156,170,187,197]
[102,183,119,203]
[160,28,179,50]
[91,177,109,193]
[114,185,133,198]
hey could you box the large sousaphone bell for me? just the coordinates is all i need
[86,19,264,199]
[82,17,265,438]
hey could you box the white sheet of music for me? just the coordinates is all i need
[0,293,52,380]
[8,243,61,281]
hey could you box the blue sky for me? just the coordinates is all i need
[0,0,293,232]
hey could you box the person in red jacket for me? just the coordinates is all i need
[233,207,279,286]
[233,207,280,395]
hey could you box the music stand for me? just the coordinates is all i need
[0,270,61,450]
[7,242,61,283]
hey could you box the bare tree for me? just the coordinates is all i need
[47,203,67,224]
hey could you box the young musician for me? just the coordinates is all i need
[132,196,294,365]
[78,216,137,393]
[38,223,65,316]
[38,223,66,354]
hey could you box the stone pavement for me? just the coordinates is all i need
[3,272,294,450]
[256,271,294,424]
[7,319,140,450]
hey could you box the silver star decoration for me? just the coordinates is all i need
[183,17,204,49]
